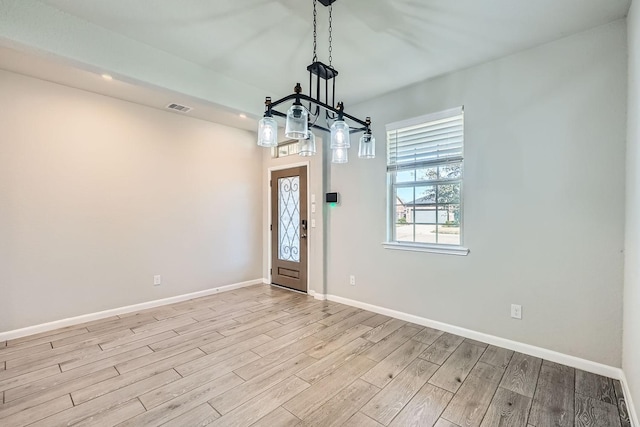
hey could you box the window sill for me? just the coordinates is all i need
[382,242,470,256]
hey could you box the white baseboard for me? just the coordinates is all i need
[0,279,264,342]
[621,371,640,427]
[262,278,270,285]
[3,282,634,425]
[308,290,327,301]
[328,294,640,425]
[326,294,623,381]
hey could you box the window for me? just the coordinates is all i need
[385,107,468,255]
[272,140,300,158]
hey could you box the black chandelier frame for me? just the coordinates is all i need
[261,0,372,137]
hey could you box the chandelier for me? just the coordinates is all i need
[256,0,375,163]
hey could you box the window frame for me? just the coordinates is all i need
[384,107,469,256]
[271,140,300,158]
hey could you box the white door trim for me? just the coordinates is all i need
[267,161,311,293]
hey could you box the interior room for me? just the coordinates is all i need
[0,0,638,426]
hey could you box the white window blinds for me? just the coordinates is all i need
[387,107,464,170]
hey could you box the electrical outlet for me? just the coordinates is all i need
[511,304,522,319]
[154,275,162,286]
[349,275,356,286]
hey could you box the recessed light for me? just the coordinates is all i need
[239,113,247,119]
[101,74,113,81]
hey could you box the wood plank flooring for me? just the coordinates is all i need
[0,285,630,426]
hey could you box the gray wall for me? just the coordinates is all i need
[326,20,627,367]
[625,0,640,418]
[0,70,263,332]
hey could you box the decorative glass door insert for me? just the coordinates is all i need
[270,166,308,293]
[278,176,300,262]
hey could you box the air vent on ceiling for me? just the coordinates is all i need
[166,103,192,113]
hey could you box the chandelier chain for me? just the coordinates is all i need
[328,4,333,66]
[312,0,318,62]
[257,0,374,162]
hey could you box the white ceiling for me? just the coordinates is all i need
[0,45,257,131]
[0,0,631,125]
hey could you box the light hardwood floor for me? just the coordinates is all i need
[0,285,631,427]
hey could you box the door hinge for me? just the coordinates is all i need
[270,268,272,275]
[270,224,272,231]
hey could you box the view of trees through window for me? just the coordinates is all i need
[387,107,464,247]
[394,161,462,245]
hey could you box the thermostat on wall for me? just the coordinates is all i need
[325,192,339,203]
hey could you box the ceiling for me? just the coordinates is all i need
[0,45,257,131]
[0,0,631,126]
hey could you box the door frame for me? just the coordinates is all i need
[267,161,311,293]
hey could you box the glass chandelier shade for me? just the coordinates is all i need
[285,104,309,139]
[256,2,375,164]
[332,147,348,164]
[299,130,316,157]
[358,132,375,159]
[330,120,350,148]
[257,116,278,147]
